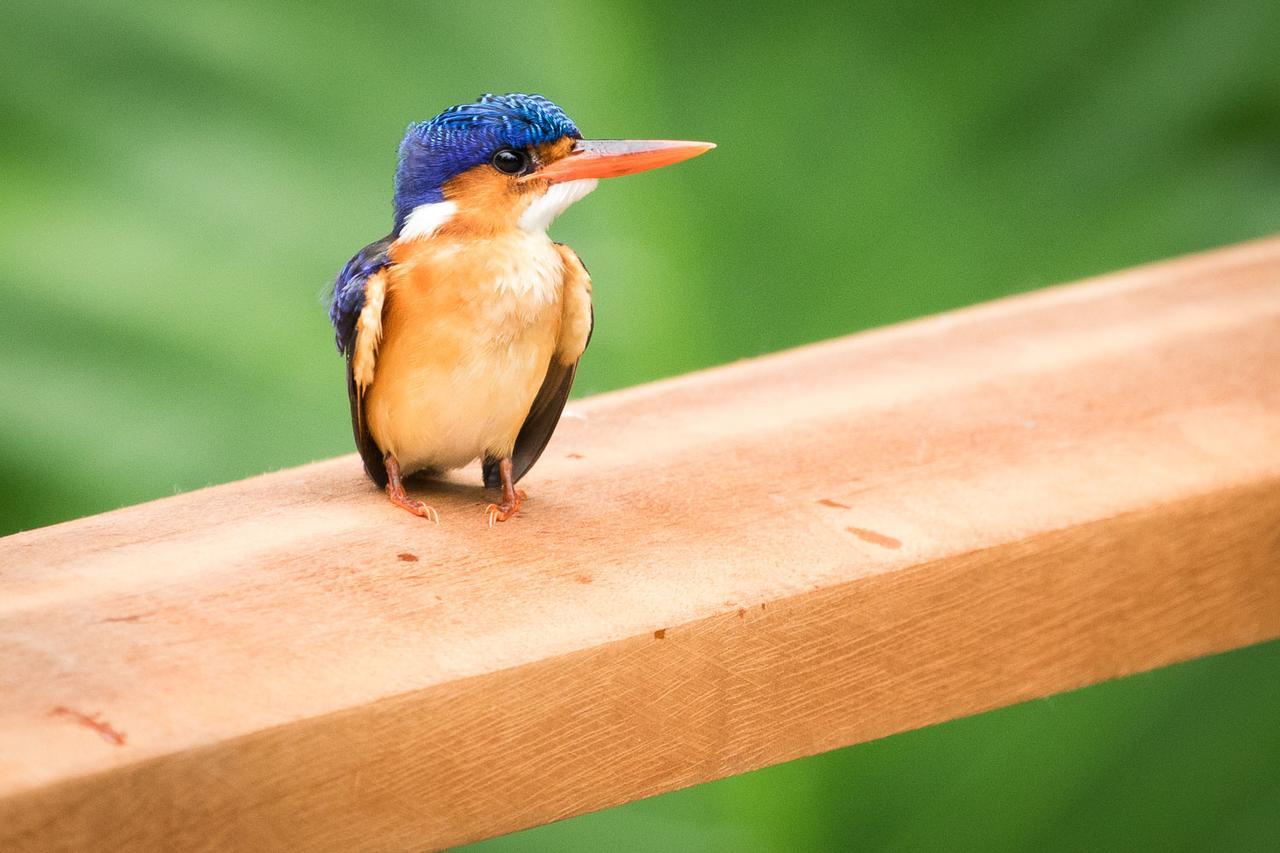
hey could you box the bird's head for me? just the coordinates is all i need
[392,93,713,238]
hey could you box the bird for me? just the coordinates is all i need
[328,93,713,524]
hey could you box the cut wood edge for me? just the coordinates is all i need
[3,478,1277,852]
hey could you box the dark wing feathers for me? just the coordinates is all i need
[334,236,592,490]
[346,358,388,487]
[330,236,394,487]
[330,236,394,354]
[484,350,582,488]
[484,256,594,488]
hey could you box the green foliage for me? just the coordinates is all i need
[2,1,1277,848]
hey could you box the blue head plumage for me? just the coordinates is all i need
[392,93,581,233]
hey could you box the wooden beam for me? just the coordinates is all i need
[3,238,1280,851]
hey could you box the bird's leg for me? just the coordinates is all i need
[384,453,439,523]
[484,457,526,526]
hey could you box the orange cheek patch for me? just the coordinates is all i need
[442,165,511,207]
[441,164,528,232]
[535,136,577,166]
[436,135,577,234]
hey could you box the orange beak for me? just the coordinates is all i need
[532,139,716,184]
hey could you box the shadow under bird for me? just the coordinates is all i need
[329,93,714,523]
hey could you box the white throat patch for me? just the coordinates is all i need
[518,179,598,234]
[399,200,458,240]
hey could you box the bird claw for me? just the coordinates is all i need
[485,503,508,526]
[484,491,526,527]
[387,489,439,523]
[404,500,440,524]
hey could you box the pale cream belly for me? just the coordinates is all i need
[360,229,569,475]
[365,319,558,474]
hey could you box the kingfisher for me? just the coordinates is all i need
[328,93,713,524]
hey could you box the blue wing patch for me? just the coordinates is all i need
[330,235,396,487]
[329,236,394,354]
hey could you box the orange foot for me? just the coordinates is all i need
[485,489,527,527]
[384,452,439,523]
[388,487,439,523]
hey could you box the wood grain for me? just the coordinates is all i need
[3,237,1280,851]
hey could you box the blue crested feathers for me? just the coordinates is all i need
[392,93,580,232]
[330,94,580,354]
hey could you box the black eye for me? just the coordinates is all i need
[491,148,528,175]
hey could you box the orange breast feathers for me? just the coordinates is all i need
[553,243,593,365]
[351,233,592,473]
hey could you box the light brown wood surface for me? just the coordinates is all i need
[3,238,1280,851]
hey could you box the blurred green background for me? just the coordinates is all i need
[2,0,1277,848]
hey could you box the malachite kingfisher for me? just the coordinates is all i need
[328,93,713,524]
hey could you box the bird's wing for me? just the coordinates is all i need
[330,235,395,487]
[485,244,594,487]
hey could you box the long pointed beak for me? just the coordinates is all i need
[533,139,715,184]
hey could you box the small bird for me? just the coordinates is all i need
[329,93,713,523]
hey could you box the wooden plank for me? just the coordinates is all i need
[2,237,1280,851]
